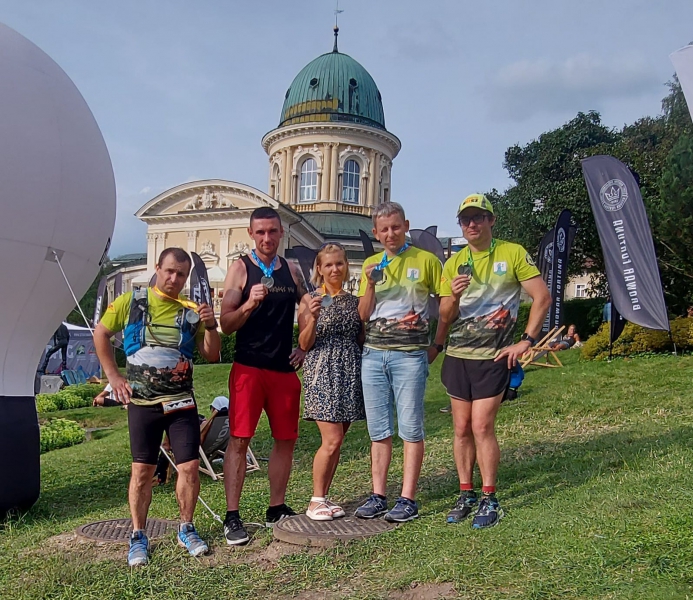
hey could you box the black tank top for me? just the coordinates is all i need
[234,254,298,372]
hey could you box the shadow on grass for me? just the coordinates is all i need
[415,423,693,507]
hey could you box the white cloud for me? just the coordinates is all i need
[138,186,151,194]
[486,53,661,121]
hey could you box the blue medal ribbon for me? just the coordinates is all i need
[252,249,278,278]
[374,243,410,273]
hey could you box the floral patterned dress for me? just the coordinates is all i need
[302,292,365,423]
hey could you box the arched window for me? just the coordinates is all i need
[299,158,318,202]
[342,159,360,204]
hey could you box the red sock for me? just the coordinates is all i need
[459,482,473,491]
[482,485,496,495]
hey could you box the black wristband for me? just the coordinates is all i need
[205,320,218,330]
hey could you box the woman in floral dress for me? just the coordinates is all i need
[298,243,365,521]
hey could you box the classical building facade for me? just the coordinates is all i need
[109,29,398,308]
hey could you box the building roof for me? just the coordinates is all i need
[301,211,375,240]
[279,49,386,130]
[111,253,147,267]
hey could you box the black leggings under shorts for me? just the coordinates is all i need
[127,401,200,465]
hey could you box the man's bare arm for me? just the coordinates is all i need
[289,260,309,301]
[93,322,132,403]
[220,259,268,334]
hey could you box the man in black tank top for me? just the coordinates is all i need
[219,207,308,545]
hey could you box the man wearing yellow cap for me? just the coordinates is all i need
[432,194,551,528]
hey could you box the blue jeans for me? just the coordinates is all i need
[361,347,429,442]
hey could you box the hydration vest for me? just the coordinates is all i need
[122,288,199,359]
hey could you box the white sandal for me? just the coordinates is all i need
[326,499,345,518]
[306,497,333,521]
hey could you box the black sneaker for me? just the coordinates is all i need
[446,491,478,523]
[223,514,250,546]
[265,503,296,527]
[472,495,504,529]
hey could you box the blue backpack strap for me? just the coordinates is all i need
[123,289,148,357]
[178,308,200,359]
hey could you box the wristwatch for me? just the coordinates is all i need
[205,320,219,330]
[520,333,536,346]
[432,343,444,352]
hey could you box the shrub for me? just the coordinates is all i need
[35,395,59,413]
[193,332,236,365]
[581,318,691,360]
[35,383,105,413]
[40,418,85,453]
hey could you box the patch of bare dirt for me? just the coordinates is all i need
[389,582,458,600]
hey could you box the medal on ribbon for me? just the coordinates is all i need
[371,243,410,282]
[252,249,278,289]
[320,285,335,308]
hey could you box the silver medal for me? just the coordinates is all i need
[321,294,333,308]
[371,269,384,283]
[458,264,472,277]
[185,310,200,324]
[261,276,274,289]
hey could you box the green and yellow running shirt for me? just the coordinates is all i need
[100,289,205,405]
[358,246,442,351]
[440,239,539,360]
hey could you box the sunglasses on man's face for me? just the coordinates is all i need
[459,214,490,227]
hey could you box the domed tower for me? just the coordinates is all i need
[262,27,401,218]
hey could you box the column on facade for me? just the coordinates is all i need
[146,233,156,272]
[284,147,295,204]
[281,148,289,204]
[186,230,197,254]
[155,233,167,261]
[329,142,339,202]
[367,149,376,207]
[219,229,230,266]
[372,152,381,206]
[321,143,331,201]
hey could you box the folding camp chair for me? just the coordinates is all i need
[520,325,565,368]
[197,408,260,480]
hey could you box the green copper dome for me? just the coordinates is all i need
[280,49,386,130]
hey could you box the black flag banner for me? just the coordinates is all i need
[582,155,669,331]
[359,229,376,259]
[291,246,318,293]
[548,209,572,331]
[539,212,575,334]
[92,276,107,326]
[610,301,626,345]
[190,252,212,306]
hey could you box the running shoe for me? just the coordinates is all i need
[354,494,388,519]
[384,497,419,523]
[223,514,250,546]
[265,503,296,527]
[446,491,478,523]
[472,495,504,529]
[177,523,209,557]
[127,530,149,567]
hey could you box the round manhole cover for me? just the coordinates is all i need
[76,518,178,543]
[273,514,396,547]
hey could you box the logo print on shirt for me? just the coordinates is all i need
[493,261,508,276]
[406,268,420,282]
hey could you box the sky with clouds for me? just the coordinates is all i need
[1,0,691,255]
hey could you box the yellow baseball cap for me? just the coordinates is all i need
[457,193,494,217]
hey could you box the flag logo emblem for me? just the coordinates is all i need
[493,262,507,276]
[599,179,628,212]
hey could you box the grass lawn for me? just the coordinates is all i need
[3,351,693,599]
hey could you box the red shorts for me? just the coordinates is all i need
[228,363,301,440]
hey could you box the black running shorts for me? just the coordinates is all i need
[127,401,200,465]
[441,355,510,401]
